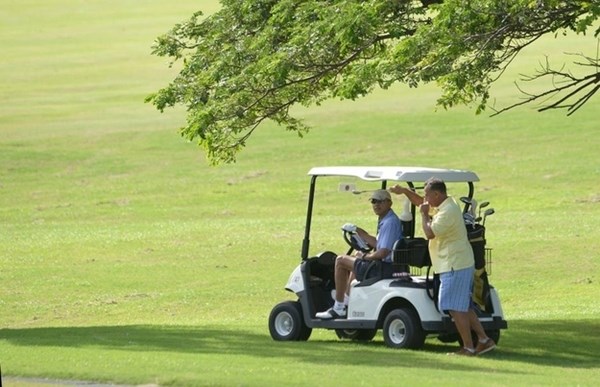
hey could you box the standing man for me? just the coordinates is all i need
[390,179,496,356]
[316,189,402,320]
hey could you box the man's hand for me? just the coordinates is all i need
[389,185,405,195]
[420,202,435,240]
[341,223,357,232]
[420,202,430,216]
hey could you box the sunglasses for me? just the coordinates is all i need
[370,199,388,204]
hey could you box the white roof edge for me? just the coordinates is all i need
[308,166,479,182]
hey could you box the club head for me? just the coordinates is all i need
[459,196,472,213]
[478,201,490,217]
[484,208,495,217]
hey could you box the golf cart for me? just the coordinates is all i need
[268,166,507,349]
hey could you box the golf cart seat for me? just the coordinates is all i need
[306,251,336,284]
[392,237,431,274]
[355,238,410,286]
[352,259,393,287]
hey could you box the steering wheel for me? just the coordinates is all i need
[342,225,373,253]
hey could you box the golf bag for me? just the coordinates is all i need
[468,224,491,311]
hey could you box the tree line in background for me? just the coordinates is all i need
[146,0,599,164]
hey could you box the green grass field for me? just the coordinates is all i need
[1,1,599,386]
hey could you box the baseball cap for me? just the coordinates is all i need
[370,189,391,201]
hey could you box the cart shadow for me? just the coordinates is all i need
[0,319,597,370]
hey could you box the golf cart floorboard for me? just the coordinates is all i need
[307,319,378,329]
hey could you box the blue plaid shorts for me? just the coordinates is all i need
[438,266,474,313]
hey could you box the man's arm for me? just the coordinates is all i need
[420,203,436,240]
[360,248,391,261]
[355,227,377,249]
[354,228,390,260]
[389,185,424,206]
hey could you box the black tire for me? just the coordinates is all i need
[487,329,500,345]
[268,301,312,341]
[382,308,425,349]
[335,329,377,342]
[437,332,459,343]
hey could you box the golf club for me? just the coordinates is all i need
[351,189,378,195]
[470,198,478,219]
[459,196,472,213]
[482,208,495,226]
[478,201,490,218]
[463,213,476,229]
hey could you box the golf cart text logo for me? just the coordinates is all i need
[352,311,365,317]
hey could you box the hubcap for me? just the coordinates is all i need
[389,319,407,344]
[275,311,294,336]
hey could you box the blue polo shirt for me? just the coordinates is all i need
[377,209,403,263]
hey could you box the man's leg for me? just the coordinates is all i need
[468,309,496,354]
[334,255,355,302]
[450,310,474,350]
[439,268,476,355]
[315,255,355,319]
[468,309,488,341]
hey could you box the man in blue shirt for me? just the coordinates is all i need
[316,189,402,319]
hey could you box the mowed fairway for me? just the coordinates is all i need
[1,1,599,386]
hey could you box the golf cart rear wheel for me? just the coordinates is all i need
[269,301,312,341]
[335,329,377,342]
[487,329,500,344]
[382,308,425,349]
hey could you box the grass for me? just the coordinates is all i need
[1,1,599,386]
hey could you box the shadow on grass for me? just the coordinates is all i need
[1,319,598,370]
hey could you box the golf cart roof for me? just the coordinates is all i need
[308,166,479,183]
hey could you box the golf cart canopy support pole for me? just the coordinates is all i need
[301,175,318,260]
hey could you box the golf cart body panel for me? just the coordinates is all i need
[285,265,304,294]
[347,279,440,322]
[269,166,508,349]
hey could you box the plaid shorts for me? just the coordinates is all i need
[438,266,474,313]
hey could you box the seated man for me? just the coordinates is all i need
[316,189,402,319]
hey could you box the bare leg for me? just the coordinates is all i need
[450,310,474,349]
[346,271,356,296]
[468,309,489,342]
[334,255,355,303]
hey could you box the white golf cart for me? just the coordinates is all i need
[268,166,508,349]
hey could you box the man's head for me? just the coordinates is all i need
[423,178,447,207]
[369,189,392,217]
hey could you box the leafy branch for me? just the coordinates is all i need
[491,50,600,116]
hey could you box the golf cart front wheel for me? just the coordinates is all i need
[382,308,425,349]
[269,301,312,341]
